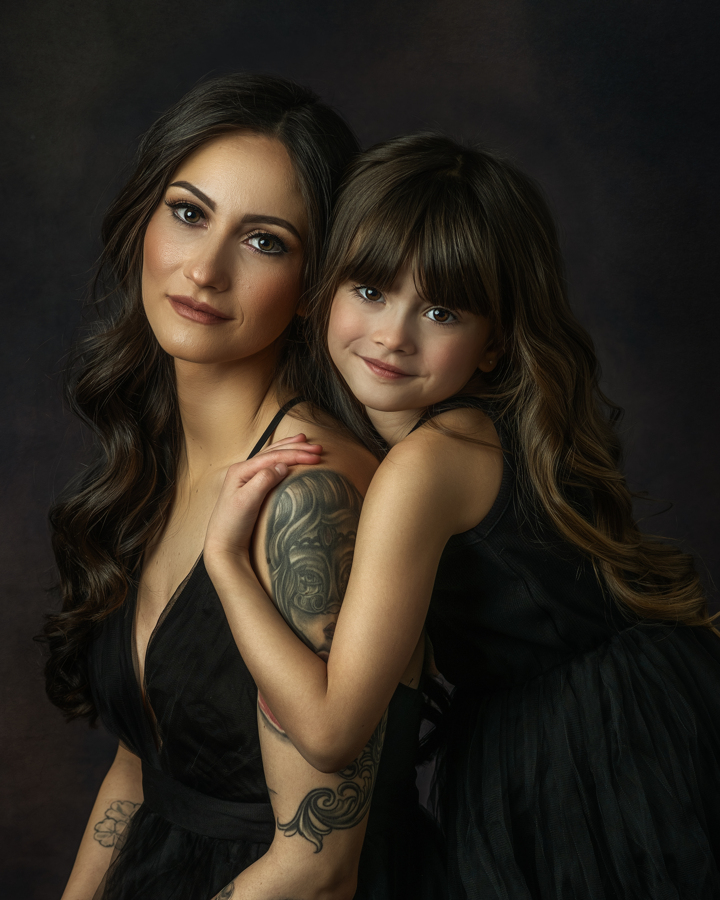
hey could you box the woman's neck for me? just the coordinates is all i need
[175,348,281,485]
[364,406,424,448]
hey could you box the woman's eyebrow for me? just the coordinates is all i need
[169,180,215,210]
[167,182,301,242]
[240,214,302,242]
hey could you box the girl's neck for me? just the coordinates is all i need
[174,347,281,486]
[364,406,424,448]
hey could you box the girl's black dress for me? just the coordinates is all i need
[425,403,720,899]
[86,406,445,900]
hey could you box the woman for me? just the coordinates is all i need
[43,76,443,899]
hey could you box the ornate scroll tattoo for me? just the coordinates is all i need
[92,800,140,848]
[265,470,362,662]
[277,711,388,852]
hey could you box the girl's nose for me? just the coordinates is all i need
[183,238,232,293]
[372,312,416,354]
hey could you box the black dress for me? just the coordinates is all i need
[86,405,445,900]
[424,403,720,899]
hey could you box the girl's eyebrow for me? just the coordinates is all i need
[168,180,302,242]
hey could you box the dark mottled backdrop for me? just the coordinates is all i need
[1,1,718,896]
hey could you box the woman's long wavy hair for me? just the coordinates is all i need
[43,74,360,722]
[308,133,714,632]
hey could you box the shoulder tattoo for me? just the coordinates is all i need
[265,470,362,659]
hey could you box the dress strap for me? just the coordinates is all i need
[409,395,491,435]
[247,396,306,460]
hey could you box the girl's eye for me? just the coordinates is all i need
[246,232,287,255]
[166,201,205,226]
[354,285,384,303]
[425,307,457,325]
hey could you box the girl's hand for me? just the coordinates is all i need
[204,434,322,567]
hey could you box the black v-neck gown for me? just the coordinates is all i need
[86,406,445,899]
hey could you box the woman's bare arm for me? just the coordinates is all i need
[61,743,143,900]
[212,706,390,900]
[209,440,406,900]
[205,409,502,771]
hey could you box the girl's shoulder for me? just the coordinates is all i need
[377,406,504,534]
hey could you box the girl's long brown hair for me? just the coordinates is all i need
[309,133,714,632]
[43,74,360,722]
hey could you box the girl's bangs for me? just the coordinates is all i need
[336,177,492,317]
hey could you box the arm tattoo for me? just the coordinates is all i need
[263,470,381,852]
[277,711,387,852]
[211,885,235,900]
[92,800,140,848]
[265,470,362,660]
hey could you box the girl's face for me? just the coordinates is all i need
[142,132,308,366]
[328,265,496,415]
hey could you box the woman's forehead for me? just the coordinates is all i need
[170,132,308,238]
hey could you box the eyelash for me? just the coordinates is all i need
[165,199,206,226]
[351,285,459,326]
[164,201,288,254]
[352,285,383,304]
[245,230,288,255]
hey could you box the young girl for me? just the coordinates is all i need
[204,133,720,898]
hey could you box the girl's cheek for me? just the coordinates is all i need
[328,298,361,346]
[432,338,481,386]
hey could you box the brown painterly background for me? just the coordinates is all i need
[1,1,718,896]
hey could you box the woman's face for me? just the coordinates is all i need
[328,264,496,415]
[142,132,308,366]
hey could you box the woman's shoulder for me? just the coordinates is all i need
[277,401,378,495]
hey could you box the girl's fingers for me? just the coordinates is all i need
[224,448,321,490]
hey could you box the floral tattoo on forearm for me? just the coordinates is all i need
[92,800,140,848]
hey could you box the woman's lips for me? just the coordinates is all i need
[168,295,232,324]
[361,356,411,380]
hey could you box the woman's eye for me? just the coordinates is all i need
[425,307,457,324]
[247,232,286,254]
[167,202,204,225]
[355,285,384,303]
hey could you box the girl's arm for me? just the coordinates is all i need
[205,409,502,771]
[61,743,143,900]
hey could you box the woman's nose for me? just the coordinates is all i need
[183,237,232,292]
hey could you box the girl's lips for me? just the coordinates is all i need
[361,356,411,380]
[168,295,232,324]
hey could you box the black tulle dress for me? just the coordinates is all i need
[86,406,445,900]
[423,403,720,899]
